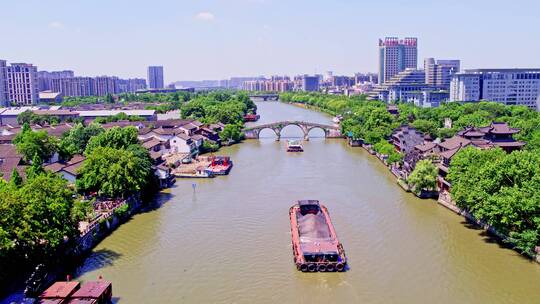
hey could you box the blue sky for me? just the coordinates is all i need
[1,0,539,82]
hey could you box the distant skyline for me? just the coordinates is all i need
[2,0,539,82]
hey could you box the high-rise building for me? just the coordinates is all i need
[331,76,353,87]
[94,76,119,96]
[300,75,320,92]
[147,66,164,89]
[378,37,418,84]
[51,77,96,97]
[0,60,8,106]
[117,78,147,93]
[450,69,540,109]
[6,63,39,105]
[37,70,75,92]
[424,58,460,89]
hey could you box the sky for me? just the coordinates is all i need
[1,0,539,82]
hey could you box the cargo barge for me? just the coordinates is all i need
[289,200,347,272]
[205,156,233,175]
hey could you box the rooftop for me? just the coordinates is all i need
[77,110,156,117]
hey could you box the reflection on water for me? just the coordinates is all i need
[73,101,540,304]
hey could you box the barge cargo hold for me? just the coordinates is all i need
[289,200,347,272]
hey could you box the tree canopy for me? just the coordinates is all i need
[84,126,139,155]
[59,123,104,158]
[407,159,438,192]
[77,146,153,198]
[447,147,540,256]
[14,124,58,164]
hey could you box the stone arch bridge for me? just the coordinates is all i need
[243,121,342,141]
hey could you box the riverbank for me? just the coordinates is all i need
[289,100,540,264]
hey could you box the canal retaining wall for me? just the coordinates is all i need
[78,196,142,253]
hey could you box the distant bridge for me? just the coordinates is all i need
[248,94,279,101]
[243,121,342,141]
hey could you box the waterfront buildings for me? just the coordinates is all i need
[5,63,39,106]
[378,37,418,84]
[391,126,425,154]
[450,69,540,109]
[424,58,460,89]
[147,66,164,89]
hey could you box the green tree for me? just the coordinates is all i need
[17,110,35,125]
[9,169,22,187]
[59,123,104,157]
[407,159,438,192]
[14,128,58,164]
[84,126,139,155]
[219,124,243,143]
[77,146,152,198]
[200,140,219,153]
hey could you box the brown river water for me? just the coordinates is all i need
[69,102,540,303]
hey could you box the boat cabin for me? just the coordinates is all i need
[298,200,321,215]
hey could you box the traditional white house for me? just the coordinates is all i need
[170,133,198,156]
[190,134,205,148]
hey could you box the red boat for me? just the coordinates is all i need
[289,200,347,272]
[37,279,112,304]
[243,113,260,122]
[205,156,233,175]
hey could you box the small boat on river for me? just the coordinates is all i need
[289,200,347,272]
[286,140,304,152]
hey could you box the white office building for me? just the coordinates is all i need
[6,63,39,106]
[424,58,460,89]
[378,37,418,84]
[450,69,540,110]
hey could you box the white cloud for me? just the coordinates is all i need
[48,21,64,29]
[195,12,215,21]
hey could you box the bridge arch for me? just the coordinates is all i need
[243,120,341,141]
[306,126,329,139]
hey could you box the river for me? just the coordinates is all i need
[73,101,540,303]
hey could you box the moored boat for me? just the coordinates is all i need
[289,200,347,272]
[286,140,304,152]
[244,113,260,122]
[205,156,233,175]
[26,277,112,304]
